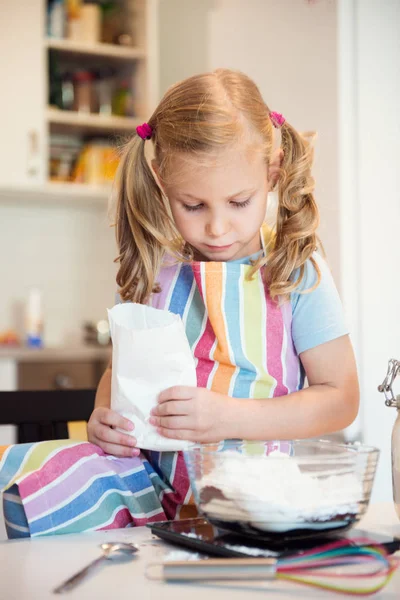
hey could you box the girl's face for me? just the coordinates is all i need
[162,146,273,262]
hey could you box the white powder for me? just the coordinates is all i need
[164,549,204,561]
[198,451,363,532]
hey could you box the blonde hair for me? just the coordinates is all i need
[115,68,321,303]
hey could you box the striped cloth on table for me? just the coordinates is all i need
[0,440,190,538]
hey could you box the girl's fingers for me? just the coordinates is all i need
[151,400,190,417]
[95,423,137,447]
[150,415,194,430]
[99,410,134,431]
[157,427,196,441]
[93,439,140,458]
[158,386,194,403]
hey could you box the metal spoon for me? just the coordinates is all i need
[53,542,139,594]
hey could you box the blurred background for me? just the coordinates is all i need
[0,0,399,502]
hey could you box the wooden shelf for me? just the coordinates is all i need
[47,107,140,135]
[0,182,112,207]
[45,38,146,61]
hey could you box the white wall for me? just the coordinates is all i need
[159,0,340,283]
[339,0,400,502]
[0,203,116,346]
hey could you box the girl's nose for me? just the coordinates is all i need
[206,213,230,238]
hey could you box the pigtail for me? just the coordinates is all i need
[115,132,181,304]
[265,121,321,299]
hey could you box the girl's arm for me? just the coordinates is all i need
[229,334,359,440]
[152,258,359,442]
[151,335,359,442]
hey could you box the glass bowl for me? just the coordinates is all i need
[183,440,379,540]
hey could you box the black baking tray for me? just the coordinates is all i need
[148,517,400,559]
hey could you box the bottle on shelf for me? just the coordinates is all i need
[48,0,67,39]
[66,0,83,40]
[73,70,97,113]
[95,67,115,116]
[25,288,44,349]
[80,2,101,43]
[49,134,82,182]
[61,71,75,110]
[112,79,135,117]
[48,51,63,109]
[66,0,102,44]
[101,1,133,46]
[72,138,119,185]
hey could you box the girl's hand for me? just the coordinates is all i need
[149,386,231,443]
[87,407,139,457]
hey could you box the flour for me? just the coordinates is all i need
[180,533,278,557]
[198,451,363,532]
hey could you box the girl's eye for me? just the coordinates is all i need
[182,198,251,212]
[231,198,251,208]
[182,203,204,212]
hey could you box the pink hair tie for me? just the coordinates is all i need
[270,112,285,129]
[136,122,153,140]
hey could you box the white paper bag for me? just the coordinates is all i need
[107,303,197,451]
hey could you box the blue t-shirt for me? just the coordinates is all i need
[290,253,348,354]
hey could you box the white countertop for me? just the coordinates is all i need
[1,503,400,600]
[0,345,111,362]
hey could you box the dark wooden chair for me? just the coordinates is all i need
[0,389,96,443]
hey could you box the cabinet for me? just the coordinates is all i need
[0,0,159,205]
[18,360,107,391]
[0,0,46,188]
[0,348,110,445]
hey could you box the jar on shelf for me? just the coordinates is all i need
[61,71,74,111]
[48,51,63,109]
[378,358,400,520]
[101,2,123,44]
[67,0,101,43]
[80,2,101,43]
[95,67,115,116]
[47,0,66,39]
[112,79,135,117]
[49,134,82,181]
[72,139,119,185]
[73,70,96,113]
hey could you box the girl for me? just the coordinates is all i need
[88,68,358,455]
[0,69,359,537]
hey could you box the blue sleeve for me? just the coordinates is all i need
[290,253,349,355]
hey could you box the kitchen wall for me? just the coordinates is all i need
[0,202,116,346]
[159,0,340,283]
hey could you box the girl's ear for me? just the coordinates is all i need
[268,148,284,189]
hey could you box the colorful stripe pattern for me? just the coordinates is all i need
[151,261,301,398]
[1,441,190,538]
[1,228,302,538]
